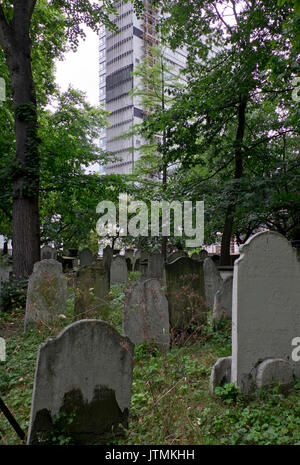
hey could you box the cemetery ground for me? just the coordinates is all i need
[1,273,300,445]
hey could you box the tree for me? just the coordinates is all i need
[117,44,185,257]
[0,0,143,278]
[148,0,300,263]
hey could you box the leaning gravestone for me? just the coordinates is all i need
[74,264,109,318]
[165,257,207,331]
[27,319,134,445]
[110,256,128,285]
[230,231,300,393]
[123,278,169,350]
[203,257,223,308]
[24,260,68,331]
[212,275,233,328]
[79,248,94,267]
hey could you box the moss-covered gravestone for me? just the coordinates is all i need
[123,278,169,351]
[165,257,208,331]
[27,320,134,445]
[74,264,109,318]
[24,260,68,331]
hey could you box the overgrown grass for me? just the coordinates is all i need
[1,273,300,445]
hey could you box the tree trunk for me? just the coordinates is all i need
[220,95,247,265]
[0,2,40,279]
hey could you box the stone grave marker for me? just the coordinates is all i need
[147,252,164,281]
[103,245,113,274]
[123,278,169,350]
[79,248,94,267]
[203,257,223,308]
[212,276,233,328]
[166,250,187,264]
[24,260,68,331]
[211,231,300,394]
[27,319,134,445]
[41,245,57,260]
[132,250,141,271]
[0,263,12,297]
[198,250,208,260]
[165,257,208,331]
[231,231,300,392]
[74,263,109,318]
[110,256,128,285]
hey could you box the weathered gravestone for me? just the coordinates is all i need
[41,245,57,260]
[123,278,169,350]
[0,263,12,297]
[79,248,94,267]
[103,245,113,273]
[74,264,109,318]
[147,252,164,281]
[211,231,300,394]
[232,231,300,392]
[24,260,68,331]
[203,257,223,308]
[165,257,208,331]
[212,276,233,328]
[167,250,187,264]
[132,250,141,272]
[110,256,128,285]
[198,250,208,260]
[27,319,134,445]
[124,249,134,271]
[139,251,149,276]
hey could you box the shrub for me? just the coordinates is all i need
[0,280,28,313]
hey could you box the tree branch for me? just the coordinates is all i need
[213,3,232,32]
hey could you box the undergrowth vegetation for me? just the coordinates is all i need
[1,272,300,445]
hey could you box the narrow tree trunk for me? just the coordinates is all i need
[220,95,247,265]
[0,2,40,279]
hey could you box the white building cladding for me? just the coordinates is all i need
[99,1,186,175]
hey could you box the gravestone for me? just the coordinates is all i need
[203,257,223,308]
[147,252,164,281]
[110,256,128,284]
[212,276,233,328]
[165,257,207,331]
[124,249,134,271]
[27,319,134,445]
[41,245,57,260]
[123,278,169,350]
[231,231,300,393]
[126,258,132,272]
[0,263,12,297]
[217,266,233,280]
[167,250,187,264]
[24,260,68,331]
[139,251,149,276]
[79,248,94,267]
[74,264,109,318]
[103,245,113,274]
[198,250,208,260]
[132,250,141,271]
